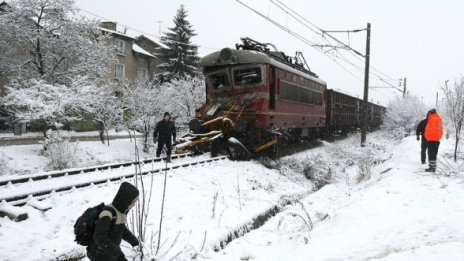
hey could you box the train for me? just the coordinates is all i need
[176,38,385,159]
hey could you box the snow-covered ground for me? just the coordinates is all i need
[0,129,134,139]
[0,138,154,177]
[1,131,463,261]
[0,157,311,261]
[209,135,464,261]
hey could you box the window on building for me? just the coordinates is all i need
[115,63,125,79]
[137,68,148,81]
[116,39,125,55]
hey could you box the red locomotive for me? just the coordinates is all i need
[179,38,385,159]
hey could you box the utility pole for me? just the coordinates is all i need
[360,23,371,147]
[155,21,163,37]
[403,77,407,97]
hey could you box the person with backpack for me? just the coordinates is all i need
[424,109,444,172]
[153,112,176,162]
[416,111,431,164]
[86,182,140,261]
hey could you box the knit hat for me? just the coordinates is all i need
[164,112,170,117]
[112,182,139,213]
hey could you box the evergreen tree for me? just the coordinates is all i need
[158,5,199,80]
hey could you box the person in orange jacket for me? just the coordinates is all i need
[424,109,443,172]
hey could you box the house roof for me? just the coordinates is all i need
[138,34,169,49]
[0,1,11,13]
[100,27,134,40]
[132,43,156,58]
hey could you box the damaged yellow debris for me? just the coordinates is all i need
[255,138,278,153]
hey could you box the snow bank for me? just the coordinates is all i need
[0,158,311,260]
[1,138,155,177]
[212,135,464,261]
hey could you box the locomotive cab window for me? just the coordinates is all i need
[206,69,231,90]
[233,66,263,87]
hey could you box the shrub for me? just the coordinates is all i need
[0,150,12,176]
[44,131,78,170]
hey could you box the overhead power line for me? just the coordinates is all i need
[235,0,366,84]
[268,0,400,91]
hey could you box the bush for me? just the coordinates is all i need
[356,157,373,183]
[0,150,12,176]
[44,131,78,170]
[302,155,332,190]
[268,154,333,190]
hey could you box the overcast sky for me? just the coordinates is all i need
[74,0,464,107]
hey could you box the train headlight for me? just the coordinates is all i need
[217,48,236,64]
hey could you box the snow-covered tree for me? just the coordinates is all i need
[88,84,123,146]
[0,0,113,84]
[1,77,94,137]
[121,80,164,152]
[441,77,464,161]
[160,76,205,125]
[158,4,199,80]
[384,96,428,134]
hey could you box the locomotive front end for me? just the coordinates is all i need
[177,47,274,159]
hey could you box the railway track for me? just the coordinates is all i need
[0,153,193,188]
[0,155,227,207]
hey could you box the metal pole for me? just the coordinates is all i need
[403,78,407,97]
[361,23,371,147]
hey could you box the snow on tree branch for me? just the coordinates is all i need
[384,96,428,134]
[1,77,95,129]
[159,76,205,125]
[441,77,464,161]
[0,0,114,84]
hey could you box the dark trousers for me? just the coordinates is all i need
[427,141,440,169]
[156,139,172,158]
[421,139,428,163]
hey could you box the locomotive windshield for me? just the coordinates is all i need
[206,69,231,90]
[233,66,263,87]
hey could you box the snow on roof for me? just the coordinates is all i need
[100,27,134,40]
[139,34,169,49]
[132,43,156,58]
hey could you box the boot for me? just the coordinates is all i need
[166,155,171,163]
[427,160,437,172]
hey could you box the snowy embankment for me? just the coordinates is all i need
[0,130,133,140]
[211,135,464,261]
[0,138,154,177]
[0,157,312,261]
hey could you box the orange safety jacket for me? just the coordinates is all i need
[424,113,443,142]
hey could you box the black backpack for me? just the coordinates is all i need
[73,203,116,246]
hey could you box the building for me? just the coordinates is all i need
[0,20,169,133]
[100,22,167,84]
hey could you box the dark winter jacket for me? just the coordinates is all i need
[87,182,139,261]
[153,119,176,143]
[416,119,427,141]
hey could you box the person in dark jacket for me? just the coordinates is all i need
[416,112,431,164]
[153,112,176,162]
[87,182,139,261]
